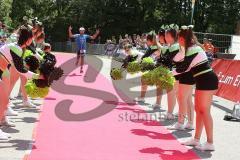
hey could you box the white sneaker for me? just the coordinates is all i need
[171,122,185,130]
[166,113,175,120]
[6,107,18,116]
[185,123,195,130]
[135,97,145,103]
[0,129,9,140]
[1,131,11,138]
[182,138,200,146]
[8,101,15,107]
[0,117,16,127]
[23,100,37,108]
[196,142,215,151]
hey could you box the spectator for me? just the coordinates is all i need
[203,38,215,63]
[112,36,117,44]
[105,39,116,58]
[203,38,215,54]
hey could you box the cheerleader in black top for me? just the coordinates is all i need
[176,26,218,151]
[0,26,41,138]
[135,32,162,107]
[156,26,178,120]
[160,25,195,129]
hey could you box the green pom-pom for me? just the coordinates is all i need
[151,67,175,90]
[141,57,155,72]
[110,68,123,80]
[127,61,141,74]
[25,80,49,98]
[141,71,155,86]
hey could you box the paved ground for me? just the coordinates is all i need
[0,53,239,160]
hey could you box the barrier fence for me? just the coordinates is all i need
[52,32,237,55]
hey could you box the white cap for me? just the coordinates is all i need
[79,27,85,31]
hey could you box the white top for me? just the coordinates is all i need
[0,43,22,62]
[173,45,208,75]
[0,43,38,79]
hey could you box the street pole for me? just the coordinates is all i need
[191,0,196,25]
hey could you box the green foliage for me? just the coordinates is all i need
[0,0,239,42]
[110,68,123,80]
[25,80,49,98]
[0,0,13,27]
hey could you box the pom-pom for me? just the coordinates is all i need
[43,53,57,66]
[24,55,40,72]
[25,80,49,98]
[122,55,138,68]
[141,71,155,86]
[140,57,155,72]
[127,61,141,74]
[110,68,123,80]
[151,67,176,90]
[48,67,64,85]
[39,53,57,76]
[33,79,49,88]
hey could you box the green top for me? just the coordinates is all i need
[169,43,179,52]
[9,43,23,57]
[186,46,204,56]
[150,45,158,50]
[160,45,168,54]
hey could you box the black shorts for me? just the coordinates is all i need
[194,71,219,90]
[178,71,195,85]
[77,50,86,56]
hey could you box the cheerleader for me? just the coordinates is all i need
[20,24,44,107]
[0,26,41,131]
[160,25,195,128]
[175,26,218,151]
[155,26,178,119]
[135,32,162,108]
[6,23,43,108]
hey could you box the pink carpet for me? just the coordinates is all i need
[26,53,200,160]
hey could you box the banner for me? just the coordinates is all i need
[212,59,240,102]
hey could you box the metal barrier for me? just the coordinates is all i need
[52,42,106,55]
[194,32,232,53]
[52,32,237,55]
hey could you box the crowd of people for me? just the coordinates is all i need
[104,32,219,62]
[0,18,62,140]
[115,24,218,151]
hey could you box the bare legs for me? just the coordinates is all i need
[0,77,10,121]
[139,79,163,105]
[194,90,215,144]
[166,81,178,114]
[76,55,85,73]
[156,87,163,105]
[177,84,194,124]
[19,74,28,102]
[140,79,148,99]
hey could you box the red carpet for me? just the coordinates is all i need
[27,53,200,160]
